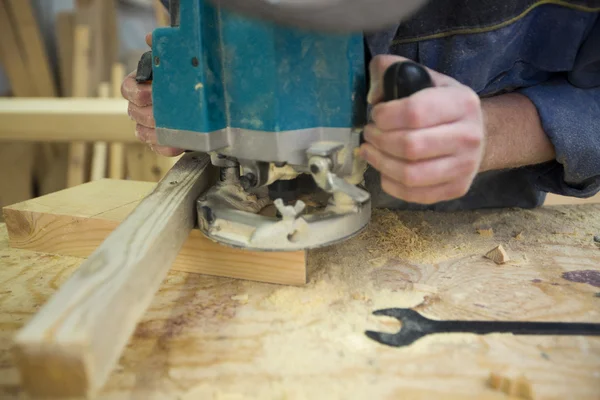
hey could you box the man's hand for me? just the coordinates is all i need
[120,33,183,157]
[360,55,485,205]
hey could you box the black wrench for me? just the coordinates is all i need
[366,308,600,348]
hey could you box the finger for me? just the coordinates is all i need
[372,86,481,130]
[363,121,482,161]
[360,143,478,188]
[380,175,471,205]
[135,124,157,144]
[128,103,155,128]
[121,71,152,107]
[368,54,458,105]
[145,32,152,47]
[150,144,185,157]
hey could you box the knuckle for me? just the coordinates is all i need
[372,104,391,128]
[381,179,399,198]
[371,55,388,75]
[403,190,422,204]
[402,136,421,160]
[404,98,425,127]
[462,130,483,148]
[128,103,137,120]
[448,182,469,199]
[399,165,419,187]
[462,89,481,113]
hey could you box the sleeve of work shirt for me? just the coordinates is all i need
[518,20,600,198]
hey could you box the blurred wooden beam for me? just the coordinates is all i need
[0,98,136,142]
[0,0,34,96]
[110,63,127,179]
[5,0,57,97]
[56,12,75,97]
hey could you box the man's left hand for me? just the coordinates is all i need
[360,55,486,205]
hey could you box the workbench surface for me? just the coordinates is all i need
[1,204,599,399]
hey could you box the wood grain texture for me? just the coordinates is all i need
[56,11,75,97]
[67,23,92,187]
[0,0,35,96]
[90,83,111,181]
[109,63,127,180]
[12,153,214,398]
[0,98,136,142]
[3,179,308,286]
[0,204,599,399]
[5,0,57,97]
[0,143,34,216]
[126,144,181,182]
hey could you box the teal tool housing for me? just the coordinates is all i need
[151,0,366,160]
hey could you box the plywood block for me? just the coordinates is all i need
[3,179,307,285]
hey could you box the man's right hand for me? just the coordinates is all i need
[120,33,184,157]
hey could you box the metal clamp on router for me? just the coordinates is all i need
[138,0,433,252]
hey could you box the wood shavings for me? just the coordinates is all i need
[488,372,535,399]
[485,245,510,264]
[362,209,429,261]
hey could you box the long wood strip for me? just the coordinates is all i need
[12,153,215,398]
[67,23,92,187]
[0,0,34,96]
[0,98,136,142]
[3,178,307,285]
[110,63,127,179]
[56,11,75,97]
[5,0,57,97]
[90,83,110,181]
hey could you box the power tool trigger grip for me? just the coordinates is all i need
[383,61,434,102]
[136,51,154,83]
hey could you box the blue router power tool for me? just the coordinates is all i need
[139,0,431,251]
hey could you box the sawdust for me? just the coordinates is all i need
[362,209,429,260]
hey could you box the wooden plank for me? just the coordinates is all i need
[0,143,34,220]
[0,0,36,214]
[2,178,308,285]
[545,193,600,206]
[56,11,75,97]
[109,63,126,179]
[1,204,599,399]
[5,0,57,97]
[0,98,136,142]
[67,23,92,187]
[90,83,111,181]
[126,143,182,182]
[12,153,216,398]
[154,0,170,26]
[0,0,34,96]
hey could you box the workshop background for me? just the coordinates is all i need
[0,0,178,219]
[0,0,598,218]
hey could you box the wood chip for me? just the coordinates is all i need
[514,231,524,240]
[488,372,534,399]
[485,245,510,264]
[476,226,494,237]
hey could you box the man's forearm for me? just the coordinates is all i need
[479,92,556,172]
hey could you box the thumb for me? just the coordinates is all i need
[367,55,459,105]
[367,55,411,105]
[145,32,152,47]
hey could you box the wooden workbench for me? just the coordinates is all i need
[1,204,599,399]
